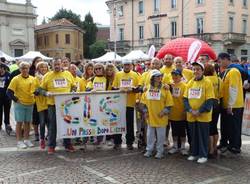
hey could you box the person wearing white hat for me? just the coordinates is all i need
[112,59,140,150]
[141,69,173,159]
[184,61,214,164]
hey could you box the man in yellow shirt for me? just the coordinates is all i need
[112,59,140,150]
[160,54,175,76]
[218,53,244,155]
[7,62,35,149]
[40,58,76,154]
[174,57,194,83]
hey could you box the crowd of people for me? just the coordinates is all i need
[0,52,248,164]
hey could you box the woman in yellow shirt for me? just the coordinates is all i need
[82,62,94,87]
[184,62,214,164]
[86,63,107,147]
[204,64,222,158]
[141,69,173,159]
[7,61,36,149]
[105,63,118,146]
[34,61,49,149]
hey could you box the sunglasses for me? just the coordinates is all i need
[95,67,102,70]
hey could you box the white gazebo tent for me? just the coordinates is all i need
[0,50,15,61]
[122,50,150,61]
[17,51,53,61]
[91,52,122,63]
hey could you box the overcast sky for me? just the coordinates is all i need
[8,0,110,25]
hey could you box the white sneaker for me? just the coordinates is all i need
[180,149,189,156]
[187,156,198,161]
[24,140,34,148]
[17,141,27,149]
[197,157,208,164]
[144,151,152,158]
[155,152,164,159]
[168,147,178,154]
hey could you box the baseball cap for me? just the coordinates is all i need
[122,59,132,65]
[192,61,204,70]
[150,69,163,78]
[171,69,183,76]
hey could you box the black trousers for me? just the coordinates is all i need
[0,97,11,127]
[114,107,135,145]
[220,108,243,152]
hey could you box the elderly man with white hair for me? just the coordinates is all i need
[7,61,36,149]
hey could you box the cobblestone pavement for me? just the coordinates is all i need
[0,127,250,184]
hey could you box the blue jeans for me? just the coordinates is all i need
[39,109,48,140]
[48,105,71,148]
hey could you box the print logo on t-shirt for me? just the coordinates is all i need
[120,79,132,88]
[147,89,161,100]
[94,82,105,91]
[53,78,67,88]
[188,88,202,99]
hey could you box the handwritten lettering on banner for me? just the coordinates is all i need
[54,92,127,138]
[242,93,250,136]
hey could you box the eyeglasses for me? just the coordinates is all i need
[165,58,172,60]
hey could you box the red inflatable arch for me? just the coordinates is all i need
[156,38,217,62]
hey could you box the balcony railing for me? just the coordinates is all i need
[223,33,246,44]
[183,33,212,43]
[108,40,131,50]
[147,37,164,46]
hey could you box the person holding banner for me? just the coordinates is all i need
[112,59,140,150]
[40,58,77,154]
[82,62,94,87]
[69,64,86,92]
[34,62,49,149]
[142,69,173,159]
[86,63,107,147]
[7,62,36,149]
[218,53,244,155]
[184,62,214,164]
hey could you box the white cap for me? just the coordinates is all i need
[150,69,162,78]
[122,59,132,65]
[191,61,204,70]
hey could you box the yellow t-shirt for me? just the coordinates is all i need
[8,74,35,105]
[160,65,175,76]
[86,76,107,91]
[139,71,151,87]
[112,70,139,107]
[206,75,223,101]
[34,76,48,112]
[74,76,86,92]
[182,68,194,83]
[169,82,187,121]
[222,68,244,108]
[141,86,174,127]
[40,71,75,105]
[184,77,215,122]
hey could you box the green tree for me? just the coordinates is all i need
[89,40,107,59]
[83,13,98,58]
[50,8,83,29]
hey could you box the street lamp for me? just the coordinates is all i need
[113,0,117,59]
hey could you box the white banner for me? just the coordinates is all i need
[242,93,250,136]
[55,92,127,138]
